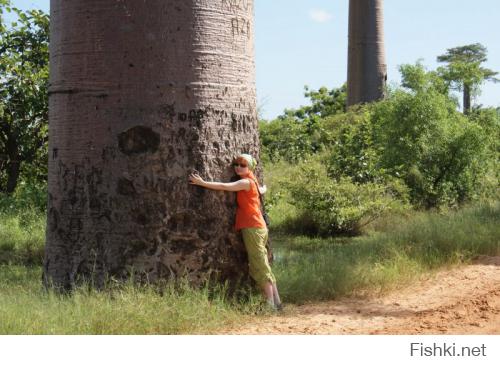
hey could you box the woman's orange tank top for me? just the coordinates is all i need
[235,174,266,231]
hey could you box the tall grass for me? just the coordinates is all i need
[0,204,265,334]
[0,211,45,265]
[1,191,498,333]
[0,265,262,334]
[272,200,500,303]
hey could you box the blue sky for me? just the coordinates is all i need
[7,0,500,120]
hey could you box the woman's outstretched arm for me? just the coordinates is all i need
[189,173,250,192]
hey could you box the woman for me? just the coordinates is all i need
[189,153,282,310]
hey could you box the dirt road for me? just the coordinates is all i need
[220,256,500,334]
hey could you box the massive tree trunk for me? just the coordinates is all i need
[347,0,387,107]
[44,0,260,290]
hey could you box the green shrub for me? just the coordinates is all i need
[372,87,492,208]
[261,63,499,212]
[0,181,47,214]
[259,85,346,163]
[284,158,409,235]
[0,211,45,265]
[325,106,386,184]
[259,116,328,163]
[467,108,500,201]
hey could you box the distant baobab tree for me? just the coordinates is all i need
[347,0,387,106]
[44,0,260,290]
[437,43,499,114]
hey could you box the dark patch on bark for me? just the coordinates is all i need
[118,126,160,155]
[166,146,176,162]
[89,196,102,211]
[123,240,148,258]
[158,230,169,243]
[167,212,190,231]
[133,211,149,225]
[117,177,136,195]
[231,113,238,131]
[160,103,176,122]
[48,208,59,232]
[198,228,212,242]
[97,210,112,224]
[169,238,198,255]
[68,217,83,242]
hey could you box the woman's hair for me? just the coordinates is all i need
[235,153,257,170]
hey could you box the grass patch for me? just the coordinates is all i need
[272,200,500,303]
[0,210,265,335]
[0,211,45,265]
[0,197,498,333]
[0,265,263,334]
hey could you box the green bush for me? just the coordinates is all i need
[283,158,409,236]
[467,108,500,200]
[259,85,346,163]
[0,181,47,214]
[259,116,328,163]
[372,86,492,208]
[261,62,498,214]
[0,211,45,265]
[325,106,385,184]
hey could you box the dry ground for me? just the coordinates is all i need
[219,256,500,334]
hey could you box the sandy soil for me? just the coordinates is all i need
[219,256,500,335]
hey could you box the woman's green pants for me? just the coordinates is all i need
[241,227,276,286]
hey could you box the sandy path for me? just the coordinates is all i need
[219,256,500,335]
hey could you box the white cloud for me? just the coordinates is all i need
[309,9,333,23]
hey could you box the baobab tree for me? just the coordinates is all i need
[44,0,260,290]
[437,43,498,114]
[347,0,387,106]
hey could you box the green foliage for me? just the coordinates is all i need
[0,6,49,193]
[0,1,11,31]
[399,61,450,96]
[325,106,385,184]
[0,210,45,265]
[436,43,499,113]
[0,180,47,214]
[259,85,346,163]
[283,84,347,120]
[259,116,328,163]
[261,60,498,220]
[283,158,408,236]
[372,78,491,208]
[467,107,500,200]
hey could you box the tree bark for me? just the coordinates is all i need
[463,83,471,114]
[347,0,387,107]
[44,0,260,290]
[5,159,20,194]
[2,128,21,193]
